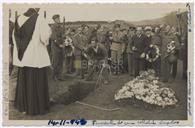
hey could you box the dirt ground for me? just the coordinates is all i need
[9,60,187,120]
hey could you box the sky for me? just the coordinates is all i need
[7,3,187,23]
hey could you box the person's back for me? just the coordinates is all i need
[13,8,51,115]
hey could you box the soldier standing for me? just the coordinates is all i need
[50,14,65,81]
[73,27,88,79]
[110,24,124,75]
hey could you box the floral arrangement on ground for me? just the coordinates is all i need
[114,70,178,109]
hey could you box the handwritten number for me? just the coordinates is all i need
[48,119,87,126]
[70,119,75,124]
[80,118,87,125]
[75,120,80,125]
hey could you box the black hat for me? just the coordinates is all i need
[129,26,136,30]
[52,14,60,20]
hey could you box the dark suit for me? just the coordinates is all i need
[132,34,149,77]
[151,33,162,76]
[126,33,134,75]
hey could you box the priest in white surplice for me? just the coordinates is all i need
[12,8,51,115]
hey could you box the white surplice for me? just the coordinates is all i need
[12,10,51,68]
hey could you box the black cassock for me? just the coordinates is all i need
[14,13,50,115]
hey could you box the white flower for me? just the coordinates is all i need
[164,97,169,102]
[115,69,177,107]
[168,93,174,97]
[136,95,142,100]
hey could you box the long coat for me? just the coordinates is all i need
[131,34,149,58]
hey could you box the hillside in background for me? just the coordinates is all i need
[130,17,165,26]
[130,11,187,27]
[49,11,187,30]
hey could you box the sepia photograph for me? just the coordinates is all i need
[2,2,194,126]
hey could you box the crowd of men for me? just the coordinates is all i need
[7,8,187,116]
[9,13,186,84]
[48,14,187,84]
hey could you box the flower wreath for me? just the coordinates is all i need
[145,44,160,62]
[167,41,176,54]
[114,70,178,108]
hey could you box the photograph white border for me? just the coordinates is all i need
[0,0,194,127]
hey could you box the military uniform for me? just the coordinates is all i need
[72,33,87,78]
[110,30,124,74]
[50,23,65,80]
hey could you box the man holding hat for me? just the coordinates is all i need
[50,14,65,81]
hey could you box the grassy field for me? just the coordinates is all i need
[9,60,187,120]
